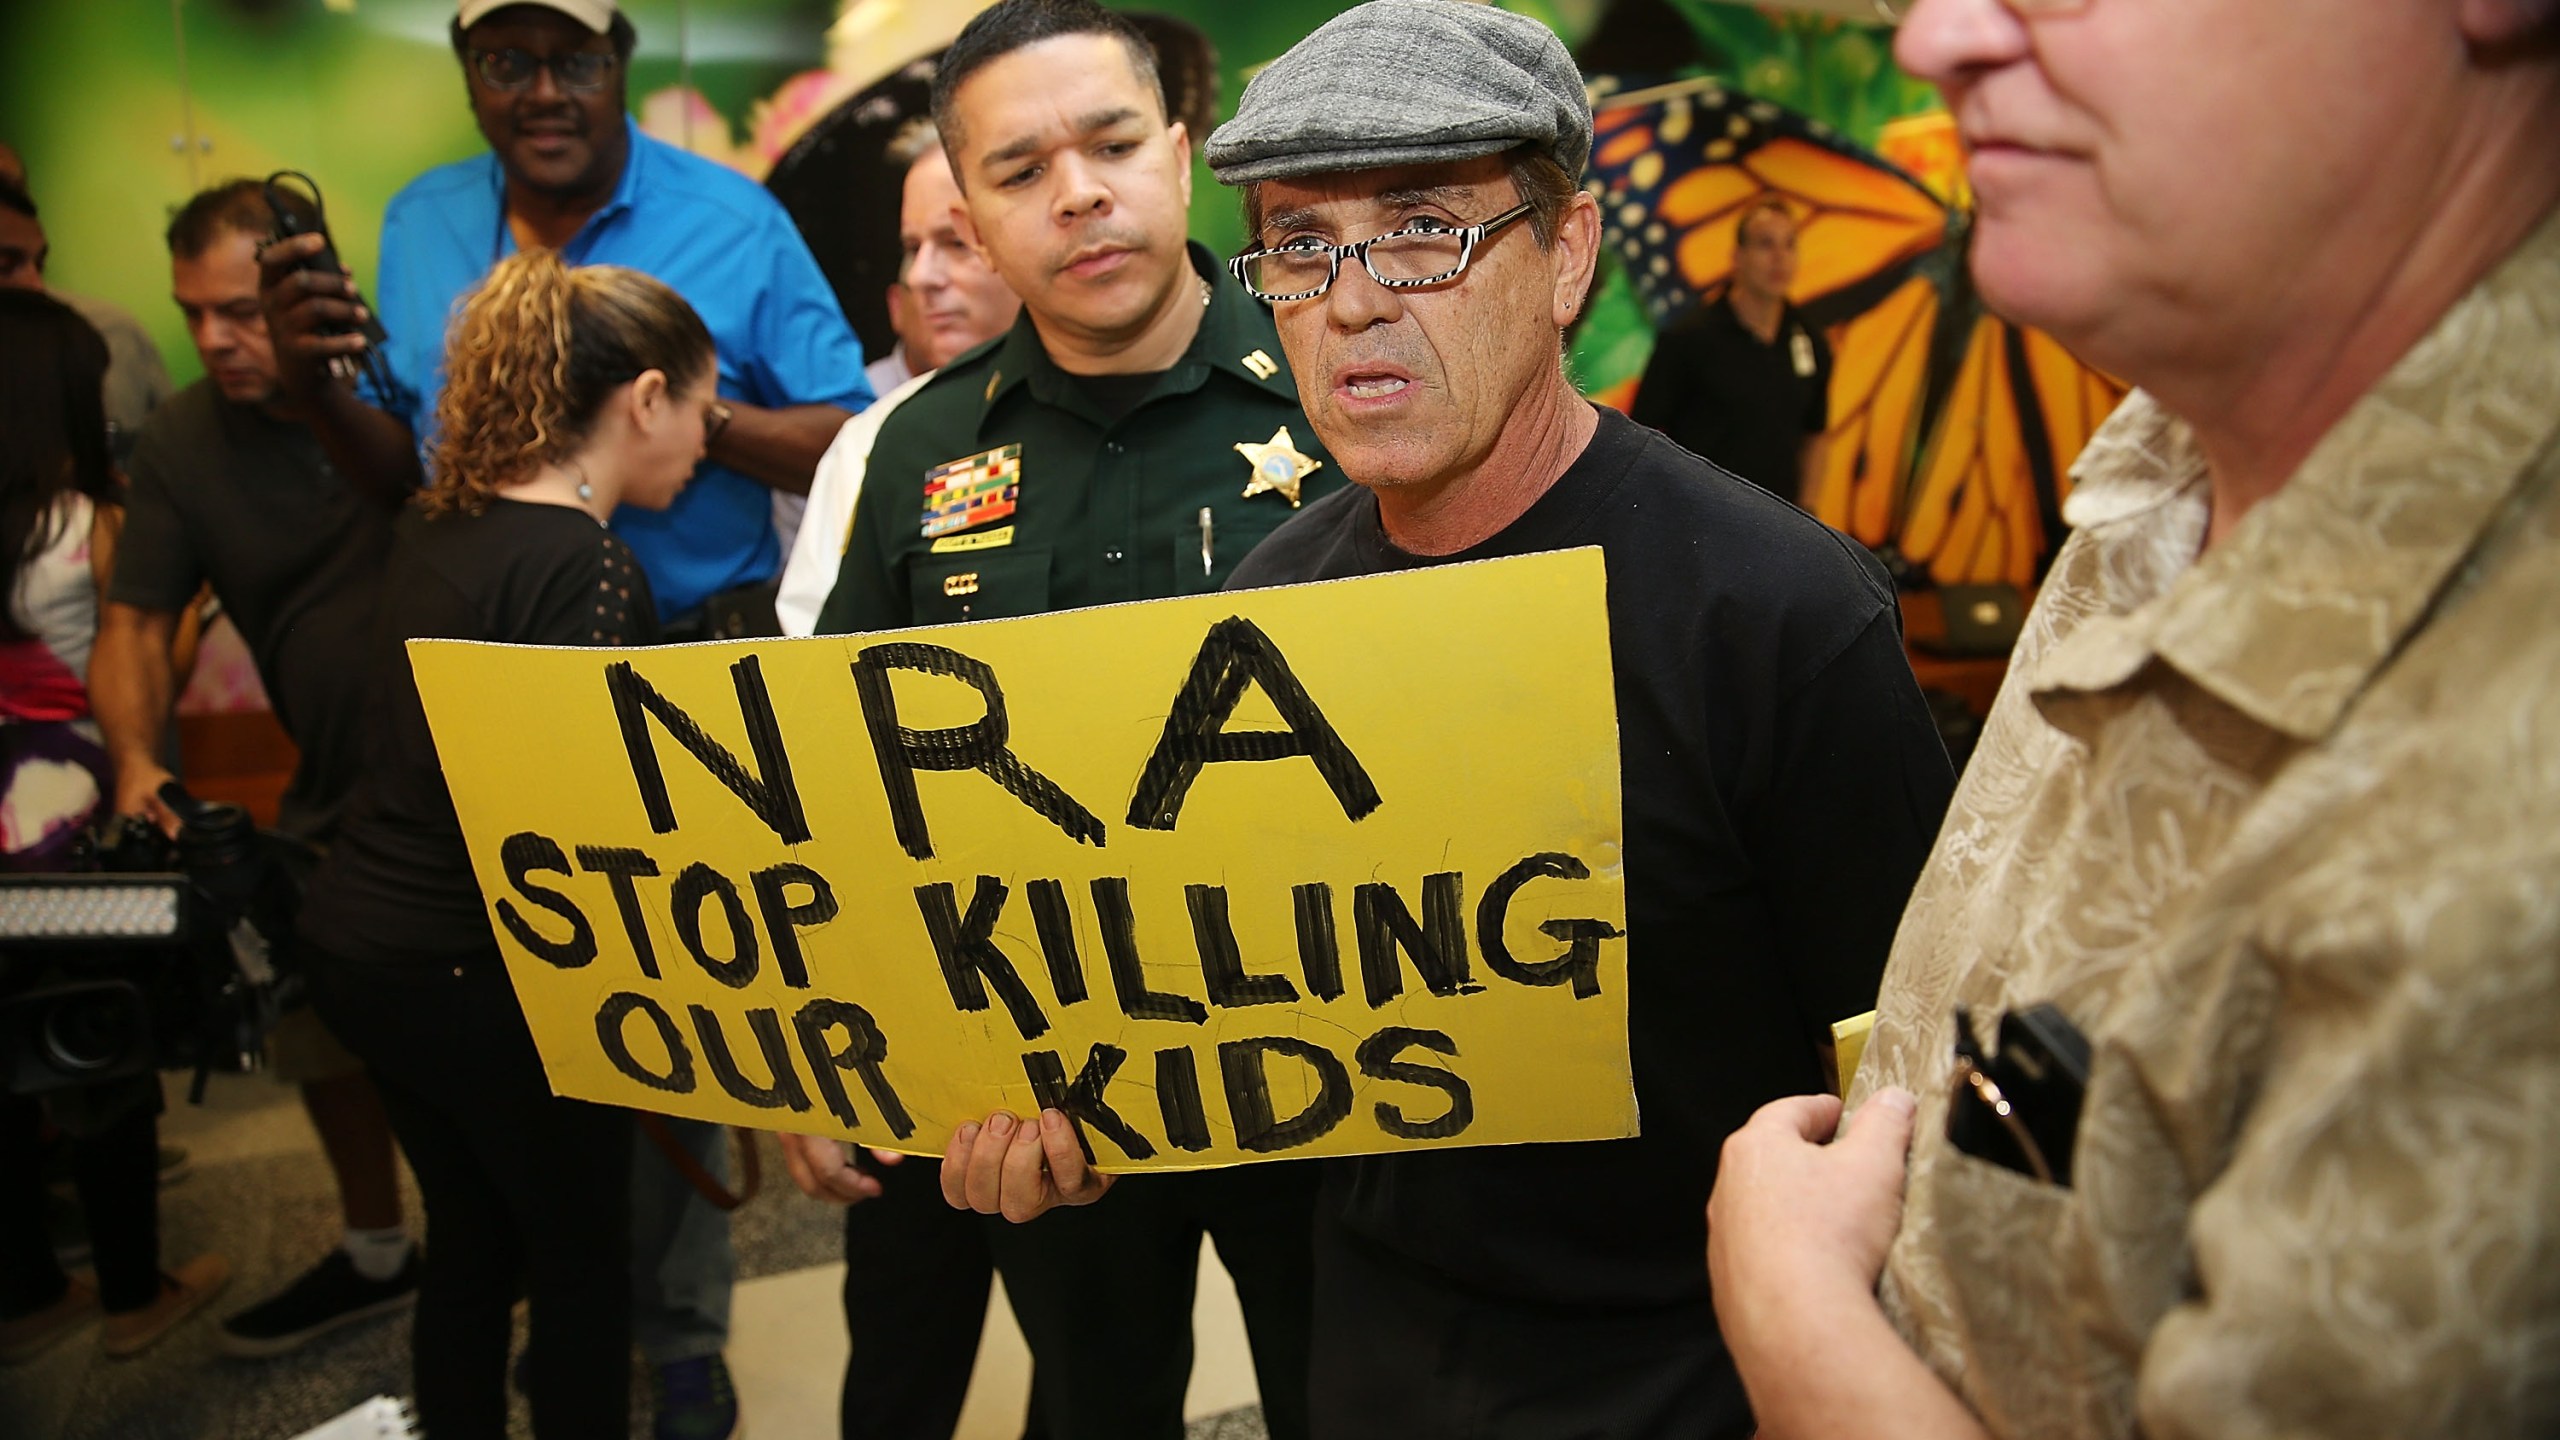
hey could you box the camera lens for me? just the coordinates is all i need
[180,802,257,870]
[40,988,145,1075]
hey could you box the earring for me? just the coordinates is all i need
[577,481,594,501]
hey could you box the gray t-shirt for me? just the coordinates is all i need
[110,380,397,841]
[62,291,173,459]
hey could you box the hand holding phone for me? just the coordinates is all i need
[256,170,406,411]
[262,171,389,353]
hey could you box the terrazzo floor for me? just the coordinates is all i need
[0,1073,1268,1440]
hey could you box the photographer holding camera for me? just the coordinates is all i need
[85,179,421,1359]
[0,290,228,1363]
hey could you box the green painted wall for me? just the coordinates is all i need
[1,0,837,387]
[0,0,1928,393]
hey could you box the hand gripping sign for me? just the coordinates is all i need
[409,548,1634,1170]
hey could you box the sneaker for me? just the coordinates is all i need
[650,1353,743,1440]
[101,1253,230,1359]
[216,1247,419,1359]
[0,1276,98,1365]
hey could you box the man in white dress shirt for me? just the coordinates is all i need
[775,121,1020,635]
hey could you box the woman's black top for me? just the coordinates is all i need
[300,498,654,965]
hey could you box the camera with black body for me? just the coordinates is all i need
[0,783,314,1099]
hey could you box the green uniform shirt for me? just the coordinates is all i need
[816,245,1339,634]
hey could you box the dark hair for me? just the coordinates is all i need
[426,248,713,517]
[0,179,35,222]
[1125,13,1220,142]
[1733,194,1793,246]
[448,8,640,63]
[0,290,113,642]
[1241,143,1580,252]
[1504,147,1581,251]
[931,0,1162,159]
[164,177,318,260]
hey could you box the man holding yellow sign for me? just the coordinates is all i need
[1036,0,1936,1433]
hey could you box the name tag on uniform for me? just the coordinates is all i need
[1790,329,1817,379]
[922,444,1021,539]
[931,525,1016,555]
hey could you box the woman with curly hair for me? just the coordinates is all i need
[298,248,714,1437]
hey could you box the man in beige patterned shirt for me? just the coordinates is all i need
[1702,0,2560,1437]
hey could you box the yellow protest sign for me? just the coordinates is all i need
[409,547,1633,1171]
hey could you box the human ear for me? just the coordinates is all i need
[1551,191,1603,328]
[628,368,670,429]
[1167,119,1193,209]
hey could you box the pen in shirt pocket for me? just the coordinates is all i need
[1199,506,1215,577]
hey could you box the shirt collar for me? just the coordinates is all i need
[977,242,1303,423]
[596,116,645,227]
[2027,207,2560,742]
[484,115,644,260]
[1714,289,1795,340]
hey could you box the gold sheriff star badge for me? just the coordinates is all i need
[1235,426,1322,507]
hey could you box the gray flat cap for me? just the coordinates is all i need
[1206,0,1590,186]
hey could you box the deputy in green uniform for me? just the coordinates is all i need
[792,5,1335,1439]
[815,24,1334,639]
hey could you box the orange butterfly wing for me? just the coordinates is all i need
[1807,273,1936,550]
[1900,314,2132,588]
[1589,83,1946,324]
[1591,81,1946,544]
[1591,77,2129,585]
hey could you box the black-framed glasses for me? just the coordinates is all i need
[471,47,617,94]
[1228,201,1537,303]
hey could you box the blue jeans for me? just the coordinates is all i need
[631,1118,734,1364]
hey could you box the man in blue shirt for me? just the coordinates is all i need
[259,6,867,1437]
[264,0,869,630]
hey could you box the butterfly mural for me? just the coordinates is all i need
[1585,74,2128,591]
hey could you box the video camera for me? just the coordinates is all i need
[0,784,314,1100]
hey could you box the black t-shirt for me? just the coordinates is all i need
[1629,296,1832,503]
[1229,406,1953,1310]
[109,381,398,841]
[299,499,655,965]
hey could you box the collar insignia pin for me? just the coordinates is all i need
[1241,349,1279,381]
[1235,425,1321,508]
